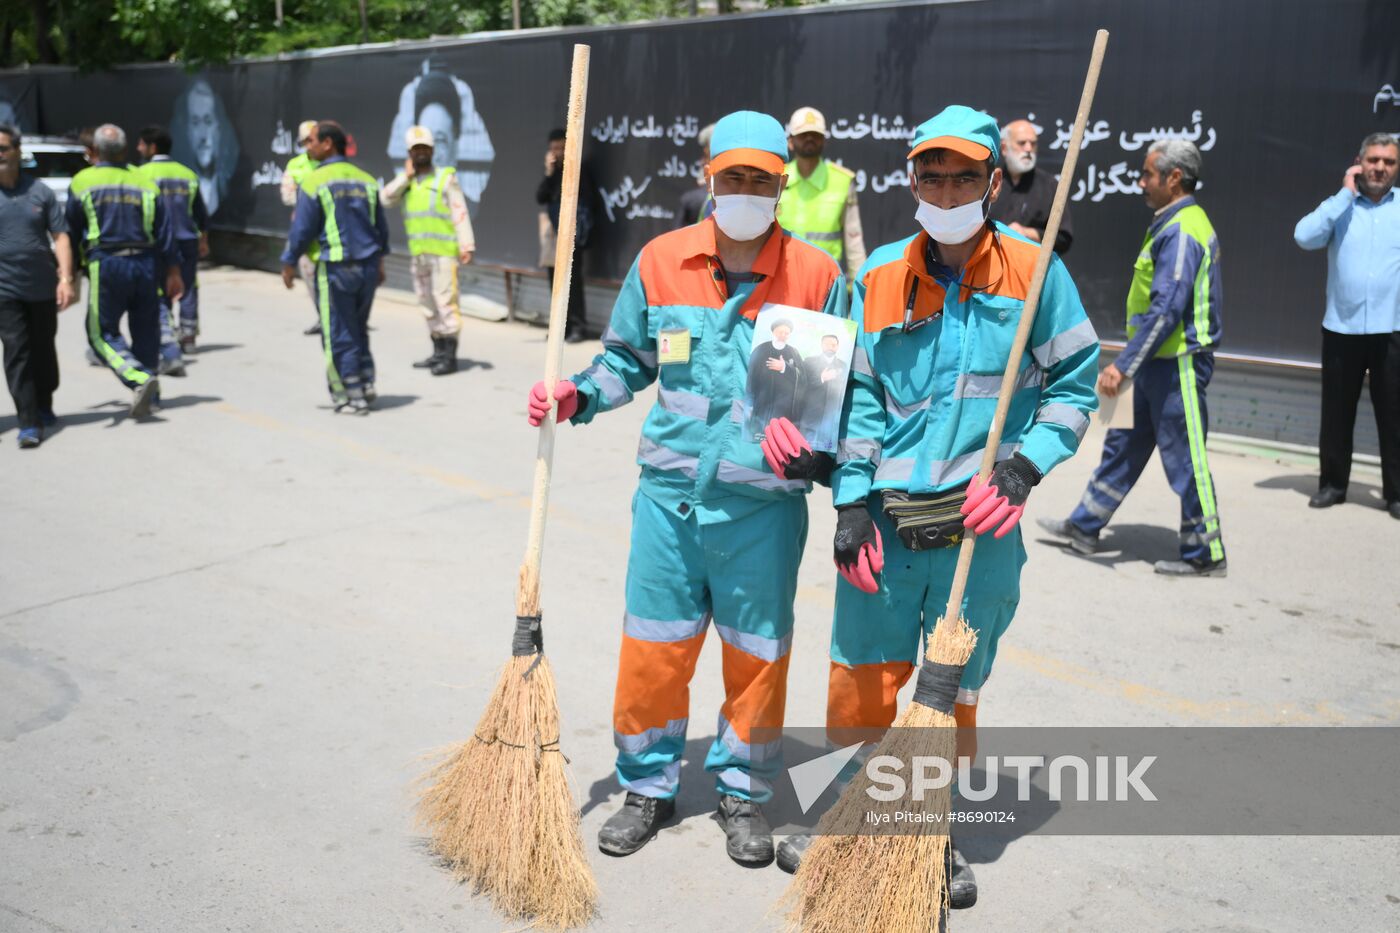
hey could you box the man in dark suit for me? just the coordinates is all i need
[747,317,803,431]
[796,332,847,441]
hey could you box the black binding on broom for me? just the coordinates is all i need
[512,614,544,656]
[911,660,963,715]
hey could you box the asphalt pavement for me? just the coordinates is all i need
[2,268,1398,932]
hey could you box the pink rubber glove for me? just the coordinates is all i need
[960,453,1040,539]
[761,417,810,477]
[834,504,885,593]
[526,379,579,426]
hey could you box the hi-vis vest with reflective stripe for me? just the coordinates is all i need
[403,167,458,258]
[285,153,318,188]
[300,160,379,263]
[68,165,157,253]
[1125,203,1218,358]
[779,159,852,264]
[137,159,200,235]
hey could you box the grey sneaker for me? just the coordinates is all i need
[1036,516,1099,555]
[715,794,773,865]
[776,833,811,874]
[598,792,675,856]
[1154,558,1227,578]
[130,379,160,418]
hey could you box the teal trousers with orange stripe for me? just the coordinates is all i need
[1070,353,1226,563]
[614,490,807,803]
[827,495,1024,748]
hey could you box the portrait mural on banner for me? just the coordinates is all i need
[170,77,241,218]
[386,59,495,216]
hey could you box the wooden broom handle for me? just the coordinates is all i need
[940,29,1109,624]
[517,44,590,617]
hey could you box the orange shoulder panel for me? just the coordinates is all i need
[749,233,841,316]
[982,232,1039,302]
[637,225,725,309]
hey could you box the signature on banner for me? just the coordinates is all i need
[599,175,676,222]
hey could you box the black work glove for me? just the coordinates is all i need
[761,417,834,482]
[960,452,1042,538]
[833,503,884,593]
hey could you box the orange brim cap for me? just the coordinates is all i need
[707,147,787,177]
[907,135,992,162]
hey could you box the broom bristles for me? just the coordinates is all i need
[416,653,596,928]
[781,613,977,933]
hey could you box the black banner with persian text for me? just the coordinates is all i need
[5,0,1398,362]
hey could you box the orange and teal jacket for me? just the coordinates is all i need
[832,223,1099,505]
[570,217,846,523]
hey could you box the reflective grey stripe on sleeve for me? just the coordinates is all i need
[956,688,979,705]
[602,326,658,368]
[1036,402,1091,442]
[615,718,689,756]
[637,437,699,477]
[954,366,1044,399]
[715,459,808,493]
[1173,228,1189,280]
[852,345,873,378]
[927,443,1022,487]
[730,399,745,424]
[713,622,793,663]
[624,611,710,643]
[581,362,632,408]
[1030,318,1099,369]
[885,394,931,420]
[874,457,915,482]
[657,385,710,420]
[802,231,841,241]
[1122,318,1164,379]
[837,436,882,465]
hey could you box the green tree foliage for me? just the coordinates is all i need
[1,0,819,70]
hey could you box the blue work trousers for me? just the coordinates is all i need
[85,253,159,390]
[1070,353,1226,563]
[316,260,378,403]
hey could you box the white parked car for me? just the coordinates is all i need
[22,136,89,206]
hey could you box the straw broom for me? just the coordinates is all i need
[415,44,597,930]
[782,30,1109,933]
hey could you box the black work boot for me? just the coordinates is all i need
[431,337,458,376]
[949,840,977,909]
[775,832,811,874]
[598,792,675,856]
[715,794,774,865]
[414,337,441,369]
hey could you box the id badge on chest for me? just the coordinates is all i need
[658,327,691,365]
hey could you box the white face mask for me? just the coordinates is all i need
[913,181,992,246]
[711,183,778,241]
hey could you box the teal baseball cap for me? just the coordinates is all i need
[907,105,1000,162]
[708,110,788,176]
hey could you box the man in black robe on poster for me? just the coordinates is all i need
[747,318,803,433]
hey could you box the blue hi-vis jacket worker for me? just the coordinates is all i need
[66,161,182,390]
[1070,194,1227,565]
[139,155,208,345]
[562,111,846,803]
[281,155,390,404]
[828,106,1098,745]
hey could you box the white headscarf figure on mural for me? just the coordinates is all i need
[387,60,495,218]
